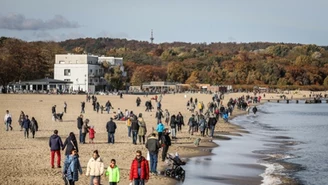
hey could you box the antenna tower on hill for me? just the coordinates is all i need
[150,29,154,44]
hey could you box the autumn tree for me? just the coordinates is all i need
[166,62,187,83]
[104,66,124,90]
[185,71,200,89]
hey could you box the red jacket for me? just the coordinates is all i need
[89,128,95,139]
[129,157,149,180]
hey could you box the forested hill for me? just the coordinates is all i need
[1,37,328,90]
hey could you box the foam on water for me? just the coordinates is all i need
[260,162,284,185]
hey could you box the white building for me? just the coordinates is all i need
[98,56,126,77]
[54,54,124,93]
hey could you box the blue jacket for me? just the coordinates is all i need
[63,155,82,181]
[49,134,63,151]
[156,123,165,133]
[22,118,31,129]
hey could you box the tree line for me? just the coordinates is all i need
[1,37,328,90]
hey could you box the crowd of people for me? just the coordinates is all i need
[3,91,258,185]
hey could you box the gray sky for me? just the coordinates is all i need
[1,0,328,45]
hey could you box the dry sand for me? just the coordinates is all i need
[0,91,321,185]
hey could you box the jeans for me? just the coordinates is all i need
[149,153,158,173]
[31,130,36,138]
[50,150,61,167]
[108,132,115,144]
[132,130,138,144]
[188,126,194,135]
[127,126,131,137]
[79,129,83,143]
[24,128,29,138]
[134,179,145,185]
[138,135,145,144]
[157,132,162,141]
[162,145,169,161]
[82,133,86,143]
[90,176,100,185]
[109,182,117,185]
[106,106,110,114]
[5,122,12,131]
[171,128,176,138]
[210,125,215,137]
[177,124,182,132]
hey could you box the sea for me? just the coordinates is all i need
[179,100,328,185]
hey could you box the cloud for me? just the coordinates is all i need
[0,14,80,30]
[32,31,85,41]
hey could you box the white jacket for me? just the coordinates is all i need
[86,157,104,176]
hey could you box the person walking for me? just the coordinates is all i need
[77,114,83,143]
[130,114,139,145]
[64,101,67,113]
[208,113,217,138]
[106,118,117,144]
[105,159,120,185]
[156,120,165,141]
[81,101,85,114]
[164,109,170,126]
[176,112,184,132]
[49,129,63,168]
[18,111,25,131]
[169,115,177,139]
[89,126,96,143]
[22,115,31,139]
[30,117,39,138]
[82,119,90,144]
[138,113,147,145]
[155,109,163,123]
[199,114,206,137]
[63,149,82,185]
[86,150,104,185]
[145,133,160,175]
[52,105,56,121]
[126,117,132,138]
[129,150,150,185]
[160,128,171,162]
[62,132,79,159]
[4,110,13,131]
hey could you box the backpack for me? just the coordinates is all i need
[7,116,12,123]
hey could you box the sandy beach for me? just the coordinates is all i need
[0,90,322,185]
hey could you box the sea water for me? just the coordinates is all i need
[180,101,328,185]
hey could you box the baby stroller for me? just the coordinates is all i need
[164,153,186,182]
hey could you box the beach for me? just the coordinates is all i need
[0,91,322,185]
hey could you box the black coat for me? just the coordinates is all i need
[62,136,78,156]
[77,117,83,129]
[106,121,117,133]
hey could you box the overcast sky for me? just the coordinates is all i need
[1,0,327,45]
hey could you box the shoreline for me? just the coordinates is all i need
[164,100,263,185]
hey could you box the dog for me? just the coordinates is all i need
[194,138,201,147]
[54,112,64,121]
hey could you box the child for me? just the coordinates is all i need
[105,159,120,185]
[89,126,95,143]
[100,105,104,114]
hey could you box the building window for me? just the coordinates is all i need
[64,79,70,82]
[90,79,93,83]
[64,69,71,76]
[90,69,93,73]
[95,79,98,82]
